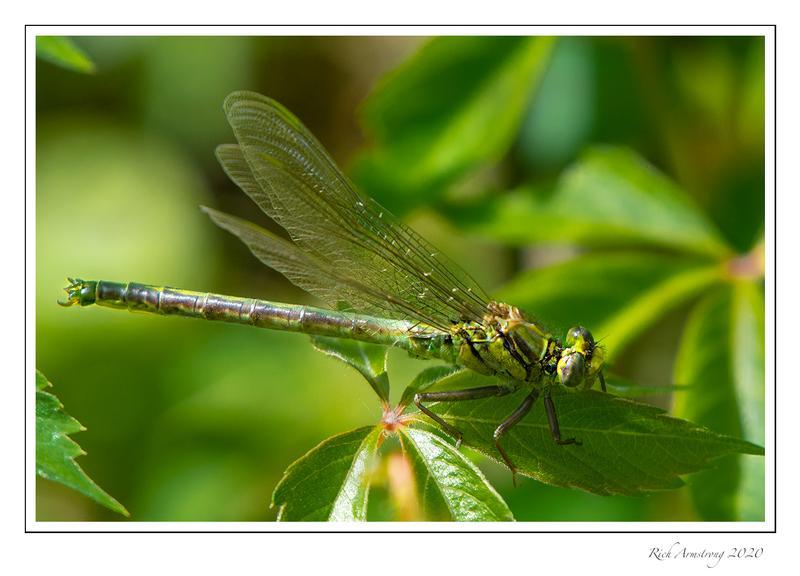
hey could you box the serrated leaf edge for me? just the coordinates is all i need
[35,371,129,517]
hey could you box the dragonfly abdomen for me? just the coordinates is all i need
[60,279,416,348]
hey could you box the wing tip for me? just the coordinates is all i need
[199,205,228,224]
[214,143,240,162]
[223,90,254,112]
[223,90,275,113]
[199,205,238,235]
[223,90,303,129]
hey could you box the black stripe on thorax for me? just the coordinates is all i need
[500,331,532,380]
[457,328,491,371]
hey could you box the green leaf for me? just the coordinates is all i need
[417,371,763,496]
[496,252,722,362]
[399,427,514,521]
[311,336,390,404]
[35,371,50,391]
[516,37,595,170]
[673,282,765,520]
[398,365,462,410]
[604,374,689,397]
[354,36,554,209]
[35,370,129,516]
[36,36,95,73]
[458,147,731,257]
[272,426,382,521]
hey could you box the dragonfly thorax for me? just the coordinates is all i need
[451,301,557,383]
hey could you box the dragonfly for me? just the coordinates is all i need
[60,91,607,476]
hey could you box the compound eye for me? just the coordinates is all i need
[565,326,594,349]
[557,352,585,388]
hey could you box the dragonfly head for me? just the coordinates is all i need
[556,326,605,391]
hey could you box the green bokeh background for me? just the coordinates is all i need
[36,36,765,521]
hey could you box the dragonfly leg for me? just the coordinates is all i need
[543,392,581,446]
[598,371,607,392]
[414,385,513,449]
[493,388,540,486]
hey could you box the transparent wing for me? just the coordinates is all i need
[217,91,490,327]
[203,206,451,330]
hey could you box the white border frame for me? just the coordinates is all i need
[24,24,776,534]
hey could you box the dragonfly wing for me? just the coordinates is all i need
[202,206,447,329]
[216,143,273,213]
[221,91,490,327]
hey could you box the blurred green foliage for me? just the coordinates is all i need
[36,35,765,522]
[36,36,96,74]
[355,36,553,210]
[673,282,765,520]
